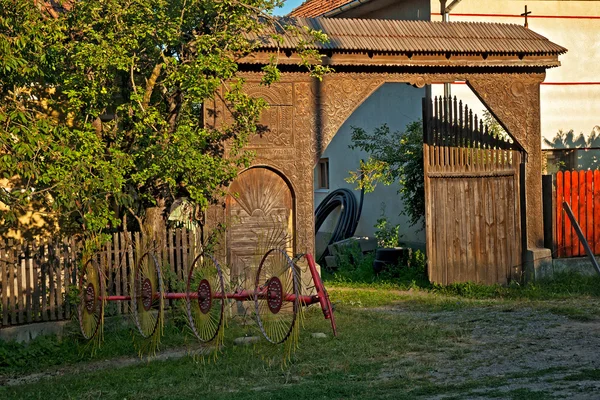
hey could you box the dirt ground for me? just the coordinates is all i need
[375,300,600,399]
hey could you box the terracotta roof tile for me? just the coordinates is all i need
[290,0,352,18]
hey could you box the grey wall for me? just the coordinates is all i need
[314,83,426,251]
[339,0,430,20]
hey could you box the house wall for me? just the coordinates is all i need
[340,0,430,20]
[313,0,595,255]
[429,0,600,149]
[314,83,426,252]
[313,0,430,254]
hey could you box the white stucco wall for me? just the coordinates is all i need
[313,0,598,253]
[429,0,600,148]
[314,83,426,248]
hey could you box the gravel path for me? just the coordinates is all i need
[375,302,600,399]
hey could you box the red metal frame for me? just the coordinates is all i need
[96,251,337,337]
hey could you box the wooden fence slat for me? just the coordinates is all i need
[56,243,64,321]
[571,171,579,256]
[62,240,70,320]
[564,171,572,257]
[2,243,9,326]
[25,245,32,323]
[127,232,135,313]
[586,170,594,250]
[114,232,122,314]
[49,245,57,321]
[579,170,586,256]
[556,172,564,257]
[32,243,41,322]
[182,228,188,282]
[8,239,16,324]
[16,242,24,324]
[595,171,600,255]
[175,229,182,281]
[41,245,49,321]
[168,229,176,284]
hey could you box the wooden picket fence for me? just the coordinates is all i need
[555,170,600,257]
[0,228,201,328]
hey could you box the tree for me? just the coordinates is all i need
[347,121,424,228]
[0,0,327,242]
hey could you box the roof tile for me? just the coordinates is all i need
[246,17,567,56]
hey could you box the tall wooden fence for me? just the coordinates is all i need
[0,228,200,328]
[554,170,600,257]
[423,96,524,285]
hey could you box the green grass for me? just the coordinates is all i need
[0,306,465,399]
[3,267,600,399]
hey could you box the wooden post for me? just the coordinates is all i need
[542,175,554,254]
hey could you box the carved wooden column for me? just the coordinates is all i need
[468,72,551,277]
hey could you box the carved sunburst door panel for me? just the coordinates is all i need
[226,167,294,289]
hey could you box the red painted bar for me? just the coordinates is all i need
[101,292,318,304]
[102,295,132,301]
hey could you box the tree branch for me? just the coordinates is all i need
[142,63,163,109]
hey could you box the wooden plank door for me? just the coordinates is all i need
[226,167,294,289]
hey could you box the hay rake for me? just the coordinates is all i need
[78,248,336,349]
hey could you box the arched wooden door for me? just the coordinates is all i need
[226,167,295,287]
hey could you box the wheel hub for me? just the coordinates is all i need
[142,278,153,311]
[85,283,96,313]
[267,277,283,314]
[197,279,212,314]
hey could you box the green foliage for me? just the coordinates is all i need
[330,242,377,283]
[328,242,428,290]
[347,120,424,228]
[482,110,509,140]
[0,335,63,370]
[377,249,427,286]
[0,0,329,241]
[374,210,399,248]
[431,272,600,300]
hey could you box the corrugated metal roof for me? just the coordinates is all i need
[290,0,353,18]
[246,17,567,56]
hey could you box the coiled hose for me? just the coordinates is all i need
[315,188,364,266]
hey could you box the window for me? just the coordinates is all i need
[317,158,329,189]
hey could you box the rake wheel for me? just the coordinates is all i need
[186,253,225,342]
[254,248,300,344]
[78,259,104,340]
[132,252,164,339]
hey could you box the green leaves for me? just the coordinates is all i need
[347,121,425,228]
[0,0,330,241]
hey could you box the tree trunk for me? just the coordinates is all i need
[144,206,166,243]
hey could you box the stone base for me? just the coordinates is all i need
[523,247,553,282]
[0,320,72,343]
[550,256,600,278]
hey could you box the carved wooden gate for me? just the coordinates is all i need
[423,97,524,285]
[226,167,294,287]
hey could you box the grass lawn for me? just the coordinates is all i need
[2,270,600,399]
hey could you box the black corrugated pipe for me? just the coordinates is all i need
[314,187,364,266]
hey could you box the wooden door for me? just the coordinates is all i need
[226,167,294,288]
